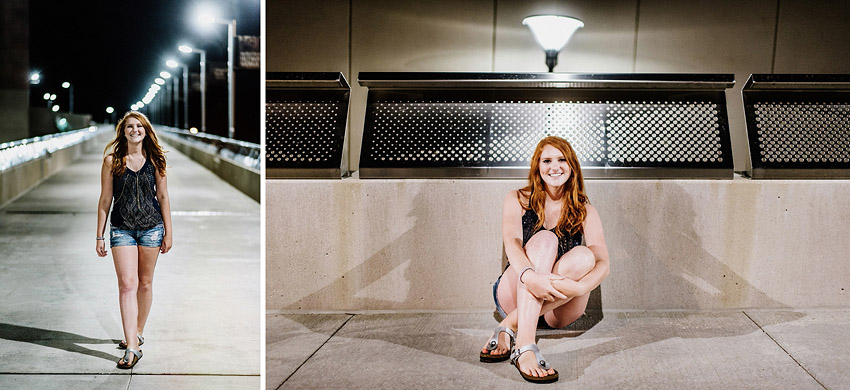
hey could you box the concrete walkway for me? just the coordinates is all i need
[268,309,850,389]
[0,141,260,389]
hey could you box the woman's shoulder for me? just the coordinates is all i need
[103,154,114,165]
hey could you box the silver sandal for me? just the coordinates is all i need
[479,326,516,362]
[510,344,558,383]
[117,348,143,369]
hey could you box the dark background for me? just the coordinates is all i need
[28,0,261,143]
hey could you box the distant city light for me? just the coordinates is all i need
[106,107,115,114]
[160,71,172,79]
[51,105,60,112]
[62,82,71,89]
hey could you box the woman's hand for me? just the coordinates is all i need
[522,271,567,302]
[160,234,172,254]
[96,239,108,257]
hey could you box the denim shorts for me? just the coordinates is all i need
[110,223,164,248]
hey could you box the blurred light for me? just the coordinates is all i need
[43,93,50,100]
[30,72,40,84]
[166,60,179,68]
[178,45,193,53]
[130,104,138,110]
[136,101,143,107]
[522,15,584,51]
[142,97,153,104]
[155,78,165,85]
[150,84,161,92]
[189,127,199,134]
[106,107,115,114]
[51,105,60,112]
[160,71,172,79]
[62,82,71,89]
[50,94,57,101]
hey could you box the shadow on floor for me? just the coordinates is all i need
[0,323,120,362]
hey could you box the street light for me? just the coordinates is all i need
[30,72,41,84]
[195,7,236,138]
[166,59,189,129]
[179,44,207,133]
[62,81,74,113]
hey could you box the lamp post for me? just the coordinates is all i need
[522,15,584,72]
[160,71,175,127]
[166,60,189,129]
[197,12,236,138]
[62,81,74,113]
[179,45,207,133]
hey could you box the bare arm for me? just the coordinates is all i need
[502,190,567,300]
[96,156,113,257]
[155,169,173,254]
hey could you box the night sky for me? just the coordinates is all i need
[28,0,260,127]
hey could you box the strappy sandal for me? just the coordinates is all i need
[479,325,516,362]
[116,348,143,369]
[510,344,559,383]
[118,334,144,349]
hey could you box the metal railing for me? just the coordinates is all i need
[0,126,105,172]
[157,127,261,171]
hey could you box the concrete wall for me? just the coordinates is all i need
[267,0,850,174]
[267,178,850,311]
[0,130,111,209]
[158,134,261,203]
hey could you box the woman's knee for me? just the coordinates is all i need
[118,277,139,294]
[554,246,595,280]
[137,279,153,293]
[525,230,558,262]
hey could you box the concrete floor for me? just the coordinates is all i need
[0,142,261,389]
[267,310,849,389]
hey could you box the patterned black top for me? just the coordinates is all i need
[521,207,583,259]
[110,159,163,230]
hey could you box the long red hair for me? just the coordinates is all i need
[104,111,167,177]
[518,136,588,236]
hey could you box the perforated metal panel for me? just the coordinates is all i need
[743,74,850,179]
[359,76,734,179]
[266,72,350,178]
[752,102,850,164]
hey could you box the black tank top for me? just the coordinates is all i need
[110,159,163,230]
[521,197,583,259]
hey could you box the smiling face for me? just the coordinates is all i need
[123,117,146,144]
[538,144,570,190]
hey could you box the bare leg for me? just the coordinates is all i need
[136,246,160,336]
[113,246,141,356]
[514,231,558,378]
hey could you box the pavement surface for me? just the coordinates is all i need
[267,309,850,389]
[0,139,261,389]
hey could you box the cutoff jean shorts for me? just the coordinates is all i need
[110,223,164,248]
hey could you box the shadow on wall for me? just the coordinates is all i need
[286,185,504,311]
[600,181,780,309]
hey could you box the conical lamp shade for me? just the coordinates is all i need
[522,15,584,52]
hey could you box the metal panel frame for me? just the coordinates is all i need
[358,72,736,179]
[743,74,850,179]
[266,72,350,179]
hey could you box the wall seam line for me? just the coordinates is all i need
[632,0,640,73]
[771,0,780,73]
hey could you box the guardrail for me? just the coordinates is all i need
[0,126,103,173]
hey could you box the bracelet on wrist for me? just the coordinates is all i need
[518,266,534,285]
[96,237,105,240]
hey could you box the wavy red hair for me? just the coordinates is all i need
[104,111,167,177]
[518,136,588,236]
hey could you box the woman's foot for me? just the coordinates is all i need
[479,323,515,362]
[118,334,144,349]
[116,348,143,369]
[511,344,558,383]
